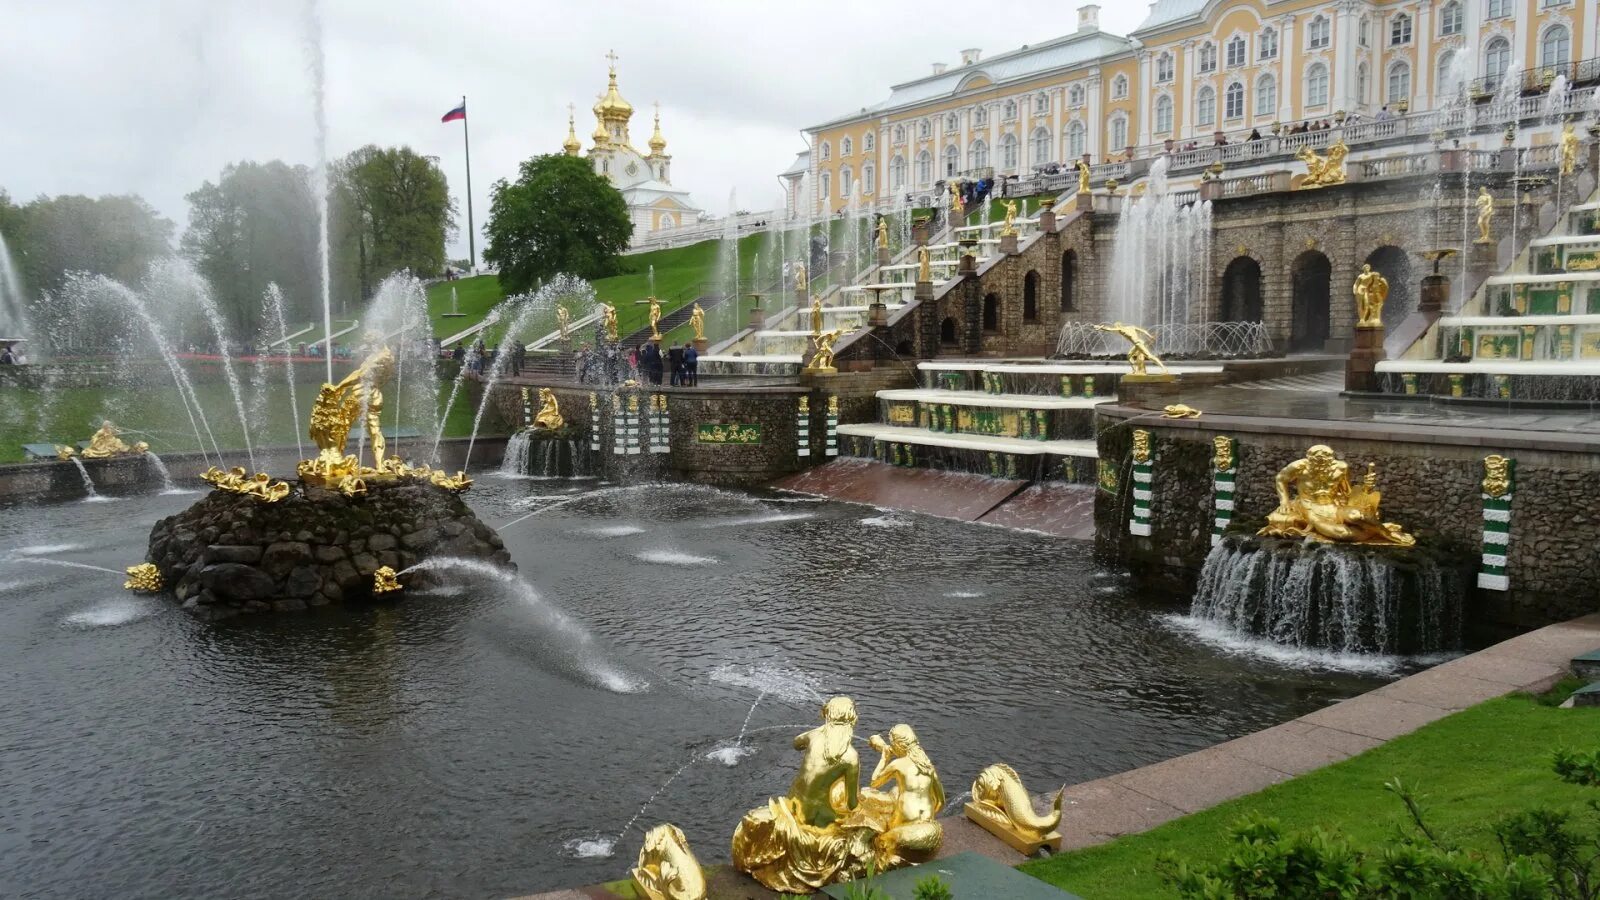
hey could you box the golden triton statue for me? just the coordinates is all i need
[602,303,620,342]
[876,217,889,250]
[1259,444,1416,546]
[1560,121,1580,176]
[805,327,842,375]
[689,303,705,341]
[1353,264,1389,329]
[557,305,571,342]
[631,824,707,900]
[1475,187,1496,245]
[1000,200,1019,237]
[80,421,149,459]
[810,293,824,336]
[124,563,163,594]
[299,346,395,491]
[964,763,1064,855]
[917,247,932,283]
[1296,140,1349,188]
[1093,322,1168,377]
[731,697,945,893]
[532,387,564,431]
[372,566,402,594]
[202,466,291,503]
[1076,160,1092,195]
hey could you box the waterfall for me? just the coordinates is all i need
[68,457,101,501]
[1190,535,1463,656]
[500,431,583,478]
[145,451,180,493]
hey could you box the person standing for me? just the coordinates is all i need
[0,345,14,365]
[668,342,685,387]
[684,341,699,386]
[512,340,526,376]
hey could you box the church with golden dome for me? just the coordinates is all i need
[564,53,703,243]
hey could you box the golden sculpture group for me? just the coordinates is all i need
[57,421,149,460]
[533,388,565,432]
[1093,322,1169,377]
[1296,140,1349,189]
[730,697,945,893]
[1353,264,1390,329]
[1259,445,1416,546]
[201,466,292,503]
[806,328,842,375]
[123,563,163,593]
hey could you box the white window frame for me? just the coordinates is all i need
[889,155,905,190]
[819,141,831,161]
[1034,93,1050,115]
[1197,86,1216,127]
[1109,116,1128,151]
[1486,0,1512,19]
[1309,15,1331,50]
[1226,35,1247,67]
[943,144,959,177]
[1224,81,1245,120]
[862,163,875,194]
[841,136,853,156]
[840,165,853,198]
[1069,84,1085,106]
[968,138,989,170]
[1391,13,1413,46]
[1255,73,1277,117]
[1440,2,1463,36]
[1388,60,1412,103]
[1155,95,1174,134]
[915,150,932,186]
[1307,63,1330,108]
[1259,27,1279,60]
[1199,43,1217,73]
[1065,120,1086,158]
[1541,24,1572,69]
[863,132,874,153]
[1029,126,1051,166]
[1112,75,1129,99]
[1484,37,1511,88]
[1157,52,1175,82]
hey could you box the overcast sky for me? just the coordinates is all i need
[0,1,1145,263]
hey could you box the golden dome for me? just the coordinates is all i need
[592,55,634,125]
[647,104,667,156]
[591,104,610,146]
[562,108,582,156]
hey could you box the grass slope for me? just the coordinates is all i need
[1022,685,1598,899]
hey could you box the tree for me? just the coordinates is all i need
[181,160,319,335]
[484,153,631,294]
[9,193,173,294]
[331,145,455,302]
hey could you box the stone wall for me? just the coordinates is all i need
[1095,406,1600,634]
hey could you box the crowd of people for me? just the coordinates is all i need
[449,338,527,376]
[573,340,699,387]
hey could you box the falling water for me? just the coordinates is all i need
[715,189,740,335]
[144,451,181,494]
[67,457,102,501]
[263,283,304,459]
[1460,166,1473,307]
[148,260,255,470]
[1105,158,1215,349]
[647,264,655,297]
[0,230,30,341]
[362,272,438,454]
[433,304,503,463]
[304,0,333,384]
[1546,74,1571,125]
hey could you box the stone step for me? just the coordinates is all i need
[837,423,1097,458]
[1573,648,1600,681]
[1569,682,1600,708]
[876,388,1110,410]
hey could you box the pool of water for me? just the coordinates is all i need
[0,472,1394,898]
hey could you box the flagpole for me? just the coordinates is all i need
[462,94,476,273]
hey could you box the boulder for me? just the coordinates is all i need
[199,563,278,603]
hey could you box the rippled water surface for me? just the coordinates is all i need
[0,474,1390,898]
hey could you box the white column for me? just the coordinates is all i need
[960,107,971,175]
[1463,1,1482,82]
[1052,88,1064,162]
[1279,16,1296,124]
[1087,74,1103,160]
[1415,6,1433,112]
[1332,0,1358,114]
[1019,94,1031,174]
[879,122,889,205]
[1137,52,1155,146]
[934,114,945,183]
[989,104,1000,173]
[1514,0,1530,70]
[1182,41,1198,139]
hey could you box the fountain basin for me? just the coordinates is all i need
[146,479,510,618]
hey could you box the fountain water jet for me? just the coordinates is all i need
[263,283,305,459]
[304,0,333,384]
[0,230,30,342]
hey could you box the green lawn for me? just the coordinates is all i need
[1023,684,1599,898]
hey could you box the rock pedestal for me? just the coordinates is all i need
[147,480,512,620]
[1418,274,1450,314]
[1345,325,1385,392]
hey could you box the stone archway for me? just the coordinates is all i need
[983,293,1000,332]
[1023,271,1040,321]
[1364,245,1413,335]
[1290,251,1332,352]
[940,316,958,345]
[1220,256,1263,322]
[1060,251,1076,311]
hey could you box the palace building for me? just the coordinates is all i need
[791,0,1595,216]
[564,56,704,243]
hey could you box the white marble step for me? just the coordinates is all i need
[838,423,1098,458]
[876,389,1110,410]
[917,360,1225,375]
[1375,360,1600,375]
[1439,314,1600,327]
[1486,272,1600,285]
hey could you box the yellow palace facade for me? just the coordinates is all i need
[792,1,1595,216]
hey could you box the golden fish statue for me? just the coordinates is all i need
[731,697,944,893]
[1259,444,1416,546]
[123,563,163,594]
[532,387,564,431]
[1162,404,1201,419]
[298,346,395,488]
[201,466,291,503]
[631,823,707,900]
[964,763,1064,854]
[80,421,149,459]
[372,566,402,595]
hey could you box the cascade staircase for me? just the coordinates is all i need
[615,282,724,349]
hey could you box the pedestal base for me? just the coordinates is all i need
[1117,374,1180,404]
[748,308,765,330]
[868,304,888,327]
[1418,275,1449,315]
[1345,325,1385,392]
[876,247,891,267]
[963,803,1062,856]
[693,338,709,353]
[999,234,1019,255]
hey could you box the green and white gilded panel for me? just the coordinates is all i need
[1478,454,1515,592]
[1211,435,1237,547]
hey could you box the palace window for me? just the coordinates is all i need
[1260,27,1278,60]
[1359,16,1371,47]
[1199,42,1217,73]
[1542,25,1572,68]
[919,119,931,139]
[1486,0,1512,18]
[862,163,875,194]
[1391,13,1413,46]
[1065,120,1086,158]
[999,132,1019,170]
[1309,16,1330,50]
[840,166,853,198]
[819,141,831,161]
[943,144,959,176]
[1226,36,1247,67]
[819,171,830,200]
[1109,116,1128,151]
[916,150,932,185]
[1002,99,1017,121]
[1034,93,1049,115]
[1388,61,1412,103]
[969,138,989,169]
[946,112,960,132]
[1157,52,1174,83]
[1197,86,1217,127]
[1307,63,1330,107]
[863,132,874,152]
[889,155,905,190]
[841,136,853,156]
[1357,63,1370,103]
[1155,95,1174,134]
[974,106,989,127]
[892,125,905,144]
[1485,38,1511,90]
[1256,74,1277,117]
[1112,75,1129,99]
[1030,127,1051,166]
[1068,84,1085,106]
[1437,51,1461,96]
[1225,81,1245,120]
[1440,2,1463,36]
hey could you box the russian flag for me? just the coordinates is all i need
[441,102,466,123]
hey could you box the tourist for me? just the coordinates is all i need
[0,346,14,365]
[1376,106,1391,121]
[452,342,465,364]
[512,340,526,377]
[684,342,699,386]
[1248,128,1262,142]
[668,342,685,386]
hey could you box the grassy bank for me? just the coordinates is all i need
[1023,684,1598,898]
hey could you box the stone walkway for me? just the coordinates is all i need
[519,613,1600,896]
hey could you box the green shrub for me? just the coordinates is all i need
[913,873,955,900]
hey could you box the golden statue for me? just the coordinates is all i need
[689,303,705,341]
[602,303,620,342]
[299,346,395,492]
[1475,187,1496,245]
[557,305,571,342]
[80,421,149,459]
[810,293,824,336]
[805,328,842,375]
[1162,404,1202,419]
[1560,122,1580,176]
[1354,264,1389,329]
[795,262,808,293]
[636,296,663,339]
[1296,140,1349,188]
[124,563,163,593]
[731,697,944,893]
[1093,322,1168,377]
[875,217,889,250]
[532,387,564,431]
[917,247,932,283]
[429,470,473,493]
[964,763,1064,854]
[1076,160,1092,195]
[1214,435,1235,472]
[999,200,1019,237]
[949,181,963,219]
[1132,429,1151,463]
[372,566,402,595]
[631,824,707,900]
[1259,445,1416,546]
[1483,454,1511,498]
[201,466,291,503]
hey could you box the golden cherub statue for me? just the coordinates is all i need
[299,346,395,488]
[810,293,824,336]
[631,824,707,900]
[964,763,1064,854]
[602,302,620,342]
[1093,322,1168,377]
[875,217,889,250]
[688,303,705,341]
[1560,121,1580,176]
[1000,200,1019,237]
[917,246,932,283]
[731,697,944,893]
[805,327,842,375]
[80,421,149,459]
[1475,187,1496,245]
[1296,140,1349,188]
[532,387,564,431]
[556,305,571,342]
[124,563,163,594]
[1354,264,1389,329]
[1258,444,1416,546]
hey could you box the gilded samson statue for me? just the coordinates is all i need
[1475,187,1496,245]
[1258,444,1416,546]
